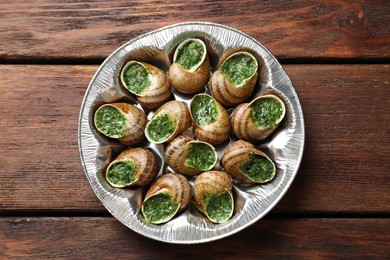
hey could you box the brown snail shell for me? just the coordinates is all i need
[141,173,192,224]
[209,51,258,106]
[193,171,234,223]
[168,38,211,94]
[94,103,147,145]
[189,94,231,145]
[165,135,218,176]
[221,140,276,184]
[231,94,286,142]
[145,100,191,144]
[106,148,157,188]
[120,61,171,109]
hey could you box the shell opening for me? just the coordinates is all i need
[120,61,153,96]
[190,94,220,127]
[184,141,217,171]
[204,189,234,224]
[94,104,129,139]
[249,95,286,128]
[145,111,178,144]
[239,152,276,183]
[173,38,207,72]
[141,188,180,224]
[220,51,258,87]
[106,158,139,188]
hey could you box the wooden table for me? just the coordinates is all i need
[1,1,389,258]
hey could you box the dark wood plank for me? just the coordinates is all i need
[0,64,389,213]
[1,217,389,258]
[0,0,389,60]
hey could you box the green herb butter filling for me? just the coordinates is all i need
[250,97,284,128]
[175,40,205,70]
[94,105,129,138]
[146,112,177,143]
[142,190,180,224]
[190,94,220,126]
[239,153,275,183]
[106,159,138,187]
[220,53,257,86]
[204,192,234,223]
[121,62,151,95]
[185,142,216,171]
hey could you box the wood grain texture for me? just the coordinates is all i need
[0,0,389,60]
[1,217,389,258]
[0,64,389,213]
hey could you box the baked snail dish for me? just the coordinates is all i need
[190,93,231,145]
[221,140,276,184]
[120,61,171,109]
[94,103,147,145]
[209,51,258,106]
[168,38,211,94]
[105,148,158,188]
[145,100,191,144]
[193,171,234,224]
[165,135,218,176]
[141,173,192,224]
[231,94,286,142]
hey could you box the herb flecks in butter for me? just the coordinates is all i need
[204,192,233,223]
[220,53,257,86]
[142,190,179,223]
[107,159,138,187]
[191,95,219,126]
[122,62,151,95]
[175,40,205,70]
[146,112,177,142]
[239,153,275,183]
[185,143,216,171]
[94,105,128,138]
[250,97,283,128]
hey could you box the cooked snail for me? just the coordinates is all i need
[120,61,171,109]
[231,94,286,142]
[165,135,217,176]
[168,38,210,94]
[209,51,258,106]
[221,140,276,184]
[141,173,192,224]
[94,103,147,145]
[145,100,191,144]
[193,171,234,223]
[190,93,231,145]
[105,148,157,188]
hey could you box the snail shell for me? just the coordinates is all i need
[168,38,211,94]
[193,171,234,223]
[165,135,218,176]
[94,103,146,145]
[209,51,258,106]
[145,100,191,144]
[105,148,157,188]
[190,94,231,145]
[221,140,276,184]
[120,61,171,109]
[231,94,286,142]
[141,173,192,224]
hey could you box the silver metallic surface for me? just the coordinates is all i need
[78,22,305,244]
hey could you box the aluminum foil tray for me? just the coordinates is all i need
[78,22,305,244]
